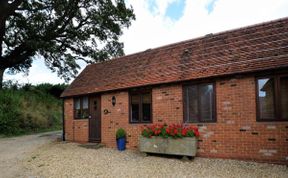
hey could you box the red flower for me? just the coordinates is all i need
[166,128,170,133]
[141,123,199,138]
[194,130,200,137]
[181,129,187,136]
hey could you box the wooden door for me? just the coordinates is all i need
[89,95,101,142]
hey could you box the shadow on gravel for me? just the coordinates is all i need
[38,131,63,142]
[38,131,62,137]
[79,143,105,150]
[144,152,194,161]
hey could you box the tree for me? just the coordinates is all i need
[0,0,135,89]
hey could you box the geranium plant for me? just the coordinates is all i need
[141,123,200,138]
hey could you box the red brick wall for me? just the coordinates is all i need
[100,85,184,149]
[64,98,88,143]
[64,76,288,164]
[101,91,130,148]
[199,77,287,164]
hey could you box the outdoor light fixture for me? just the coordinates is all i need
[112,96,116,106]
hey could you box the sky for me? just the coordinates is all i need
[3,0,288,85]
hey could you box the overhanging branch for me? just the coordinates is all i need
[7,0,24,15]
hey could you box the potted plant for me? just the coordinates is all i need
[116,128,126,151]
[139,123,200,157]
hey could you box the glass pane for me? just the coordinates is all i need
[131,95,140,122]
[280,77,288,119]
[142,93,151,103]
[142,103,151,121]
[82,96,89,109]
[258,78,275,120]
[142,93,151,122]
[93,100,97,110]
[82,109,89,119]
[75,109,81,118]
[131,104,139,122]
[131,94,140,104]
[199,84,214,121]
[186,85,199,122]
[74,98,80,109]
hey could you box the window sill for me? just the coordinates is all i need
[74,118,89,121]
[129,122,152,124]
[184,121,217,124]
[256,119,288,122]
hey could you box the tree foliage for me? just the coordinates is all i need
[0,0,135,87]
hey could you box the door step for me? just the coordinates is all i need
[79,143,105,149]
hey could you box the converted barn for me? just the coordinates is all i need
[61,17,288,164]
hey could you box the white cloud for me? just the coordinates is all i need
[121,0,288,54]
[4,59,65,85]
[4,0,288,84]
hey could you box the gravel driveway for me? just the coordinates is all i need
[0,131,61,178]
[23,142,287,178]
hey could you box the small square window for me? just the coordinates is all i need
[74,96,89,119]
[256,74,288,121]
[280,77,288,119]
[130,90,152,123]
[184,83,216,123]
[257,78,275,120]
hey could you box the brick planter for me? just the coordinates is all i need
[139,136,197,157]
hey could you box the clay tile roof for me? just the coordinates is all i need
[61,17,288,97]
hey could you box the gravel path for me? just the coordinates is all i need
[24,142,288,178]
[0,131,61,178]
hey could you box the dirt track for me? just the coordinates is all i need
[0,131,61,178]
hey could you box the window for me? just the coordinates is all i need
[74,96,89,119]
[183,83,216,123]
[130,90,152,123]
[256,74,288,121]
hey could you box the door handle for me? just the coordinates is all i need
[88,115,92,119]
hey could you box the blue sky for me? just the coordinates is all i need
[165,0,185,21]
[206,0,218,14]
[4,0,288,84]
[148,0,217,20]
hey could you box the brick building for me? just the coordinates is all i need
[61,17,288,164]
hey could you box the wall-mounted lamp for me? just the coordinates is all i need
[112,96,116,106]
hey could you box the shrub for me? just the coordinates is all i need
[0,90,22,135]
[116,128,126,139]
[141,123,200,138]
[0,85,63,136]
[21,83,33,91]
[34,83,68,98]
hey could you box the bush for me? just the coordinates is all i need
[0,90,22,135]
[116,128,126,139]
[0,84,63,136]
[21,83,33,91]
[34,83,68,98]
